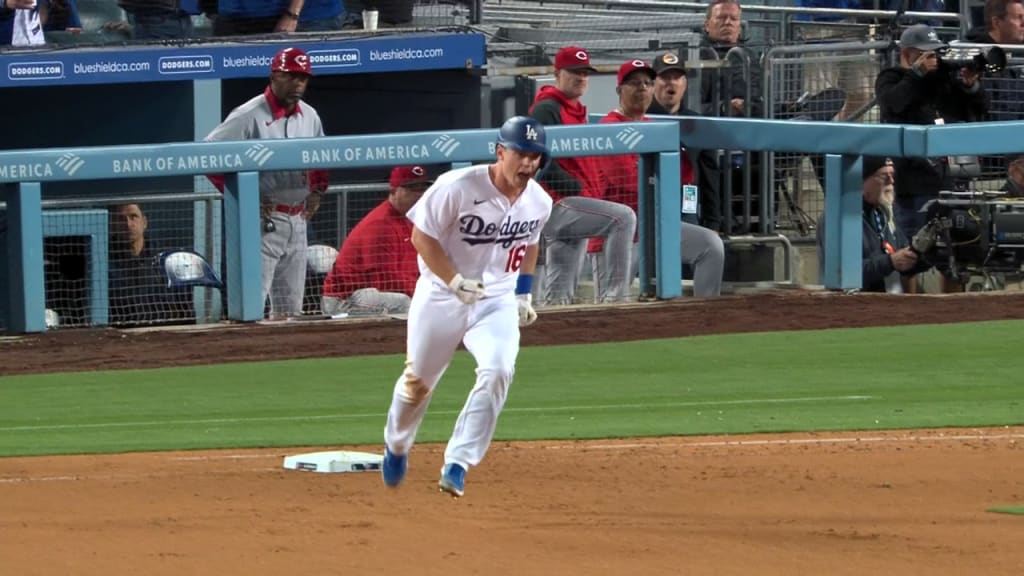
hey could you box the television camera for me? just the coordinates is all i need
[912,190,1024,289]
[938,45,1007,75]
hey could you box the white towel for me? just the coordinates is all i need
[12,5,46,47]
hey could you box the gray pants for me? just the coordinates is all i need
[322,288,412,316]
[541,196,636,306]
[680,221,725,297]
[262,211,307,318]
[595,221,725,300]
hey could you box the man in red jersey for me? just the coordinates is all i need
[595,59,724,298]
[321,165,432,315]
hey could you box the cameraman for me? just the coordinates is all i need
[817,157,928,293]
[1004,153,1024,197]
[875,24,989,241]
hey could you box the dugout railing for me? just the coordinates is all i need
[6,118,1024,333]
[675,116,1024,294]
[0,122,684,333]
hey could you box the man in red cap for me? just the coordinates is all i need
[594,59,724,298]
[529,45,637,306]
[205,47,329,320]
[320,165,433,316]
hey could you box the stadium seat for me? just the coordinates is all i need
[159,250,223,290]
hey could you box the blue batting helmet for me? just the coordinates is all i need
[497,116,549,168]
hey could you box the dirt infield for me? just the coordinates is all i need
[2,291,1023,575]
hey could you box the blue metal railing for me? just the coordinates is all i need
[1,121,682,333]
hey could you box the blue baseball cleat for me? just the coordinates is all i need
[381,447,407,488]
[438,463,466,498]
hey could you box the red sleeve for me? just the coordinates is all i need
[206,174,225,193]
[308,169,329,193]
[681,149,695,185]
[364,219,419,296]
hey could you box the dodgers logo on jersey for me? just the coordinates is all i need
[459,214,541,248]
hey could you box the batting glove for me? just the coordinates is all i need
[448,273,485,305]
[517,293,537,327]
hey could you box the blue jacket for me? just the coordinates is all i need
[218,0,342,20]
[795,0,866,22]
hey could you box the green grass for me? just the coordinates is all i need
[987,506,1024,516]
[1,320,1022,457]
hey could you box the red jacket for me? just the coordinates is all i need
[322,200,419,299]
[589,110,694,252]
[529,86,607,201]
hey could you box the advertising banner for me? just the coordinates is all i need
[0,33,485,88]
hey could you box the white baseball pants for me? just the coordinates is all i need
[384,279,520,470]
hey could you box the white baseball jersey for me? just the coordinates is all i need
[408,164,553,298]
[204,90,325,205]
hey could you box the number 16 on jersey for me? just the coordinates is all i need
[505,245,527,272]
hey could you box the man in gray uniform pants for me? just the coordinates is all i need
[205,47,328,319]
[529,46,637,306]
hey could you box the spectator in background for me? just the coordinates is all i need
[647,52,724,232]
[41,0,80,36]
[212,0,343,35]
[964,0,1024,120]
[205,47,328,319]
[529,45,637,305]
[109,203,193,325]
[109,0,201,40]
[598,59,724,298]
[700,0,764,118]
[1004,153,1024,196]
[817,157,927,293]
[882,0,948,27]
[320,165,430,316]
[966,0,1024,43]
[875,23,987,239]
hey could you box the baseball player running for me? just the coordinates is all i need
[205,47,328,319]
[380,116,554,498]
